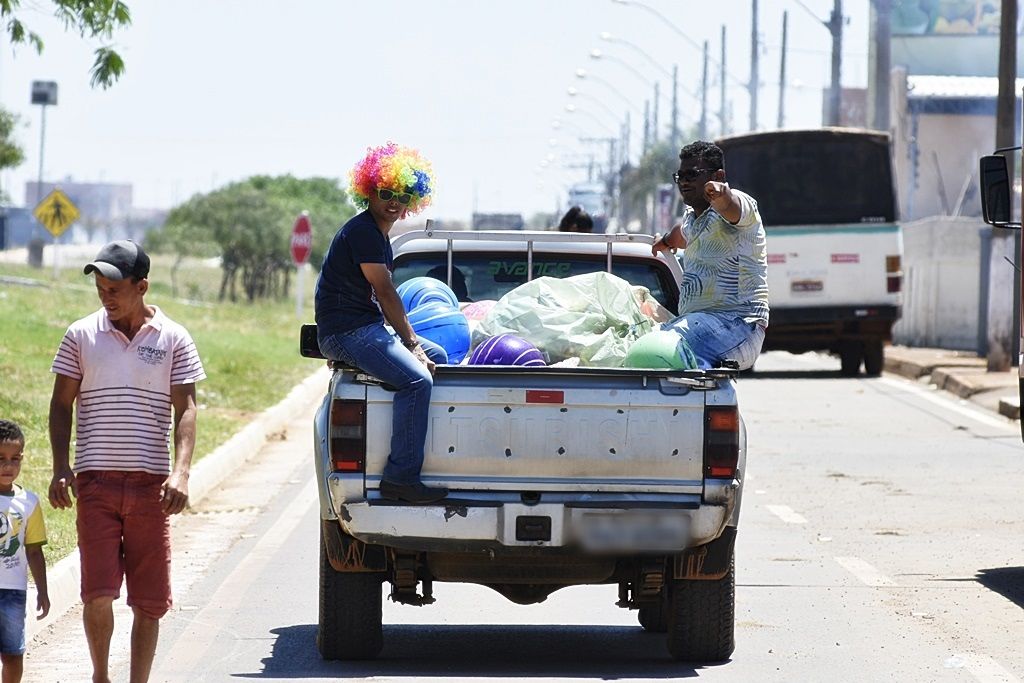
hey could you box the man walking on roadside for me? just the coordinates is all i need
[48,240,205,683]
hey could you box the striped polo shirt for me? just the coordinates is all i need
[50,306,206,475]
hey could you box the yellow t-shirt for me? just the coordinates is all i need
[0,485,47,590]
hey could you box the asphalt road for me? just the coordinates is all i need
[25,351,1024,683]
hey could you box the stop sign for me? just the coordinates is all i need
[291,212,312,265]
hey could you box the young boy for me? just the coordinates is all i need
[0,420,49,683]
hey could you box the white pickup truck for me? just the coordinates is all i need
[300,230,746,663]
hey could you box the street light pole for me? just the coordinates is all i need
[30,80,57,273]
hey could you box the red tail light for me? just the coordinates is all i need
[704,406,738,479]
[886,255,902,293]
[330,399,366,472]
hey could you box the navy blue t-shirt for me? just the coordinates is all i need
[315,210,393,337]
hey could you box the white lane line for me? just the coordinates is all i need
[834,556,897,587]
[765,504,807,524]
[879,376,1017,432]
[158,477,317,672]
[947,653,1022,683]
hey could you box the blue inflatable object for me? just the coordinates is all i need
[407,302,471,363]
[469,334,546,367]
[397,276,460,312]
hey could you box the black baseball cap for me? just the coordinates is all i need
[83,240,151,280]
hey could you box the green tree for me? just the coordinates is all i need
[0,110,24,202]
[619,141,679,227]
[149,175,354,302]
[2,0,132,88]
[0,1,132,196]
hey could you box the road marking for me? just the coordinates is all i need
[834,556,896,587]
[765,504,807,524]
[158,477,317,673]
[947,653,1022,683]
[879,377,1017,432]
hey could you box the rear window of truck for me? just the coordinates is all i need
[393,253,679,313]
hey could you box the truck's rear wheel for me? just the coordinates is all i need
[862,339,884,377]
[666,555,735,662]
[317,532,383,660]
[839,341,863,377]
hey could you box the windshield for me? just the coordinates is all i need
[717,130,897,227]
[393,252,678,313]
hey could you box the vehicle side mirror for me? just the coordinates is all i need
[980,155,1019,228]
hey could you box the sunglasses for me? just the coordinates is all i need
[672,168,713,184]
[377,188,414,205]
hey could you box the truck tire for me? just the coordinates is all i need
[666,555,735,662]
[863,339,884,377]
[638,596,669,633]
[317,534,383,660]
[839,341,863,377]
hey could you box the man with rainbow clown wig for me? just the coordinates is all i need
[315,142,448,504]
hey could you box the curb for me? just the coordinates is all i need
[26,365,330,642]
[999,396,1021,420]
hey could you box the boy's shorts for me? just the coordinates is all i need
[0,589,26,655]
[76,471,172,620]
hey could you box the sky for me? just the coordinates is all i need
[0,0,870,225]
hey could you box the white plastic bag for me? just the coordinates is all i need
[473,272,655,367]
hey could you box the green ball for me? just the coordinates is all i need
[624,330,689,369]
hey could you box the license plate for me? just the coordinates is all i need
[575,512,688,553]
[791,279,824,293]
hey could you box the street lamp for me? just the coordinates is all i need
[573,68,637,110]
[30,80,57,272]
[598,33,700,103]
[567,86,633,122]
[599,32,671,80]
[589,49,651,87]
[610,0,744,86]
[564,103,617,135]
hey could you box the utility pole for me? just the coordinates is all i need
[778,10,788,129]
[618,111,626,167]
[749,0,759,132]
[671,65,680,148]
[869,0,892,131]
[827,0,843,125]
[720,25,728,136]
[653,82,660,143]
[700,41,709,140]
[643,100,650,155]
[987,0,1019,371]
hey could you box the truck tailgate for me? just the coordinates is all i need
[767,224,901,308]
[361,370,709,494]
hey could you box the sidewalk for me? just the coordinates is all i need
[884,345,1021,420]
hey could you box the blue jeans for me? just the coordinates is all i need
[0,589,26,655]
[662,311,765,371]
[318,323,447,485]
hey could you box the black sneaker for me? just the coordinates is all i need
[379,480,449,504]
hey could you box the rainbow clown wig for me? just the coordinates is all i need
[348,142,435,215]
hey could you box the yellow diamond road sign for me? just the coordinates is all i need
[34,188,80,238]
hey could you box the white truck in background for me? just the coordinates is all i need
[717,129,903,376]
[567,182,610,233]
[301,230,747,663]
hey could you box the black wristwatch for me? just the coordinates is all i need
[402,337,420,350]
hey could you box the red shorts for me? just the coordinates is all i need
[75,471,172,620]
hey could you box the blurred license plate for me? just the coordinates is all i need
[577,512,688,552]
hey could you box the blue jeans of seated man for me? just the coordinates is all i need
[661,311,765,371]
[318,322,447,486]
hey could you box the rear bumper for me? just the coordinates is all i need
[764,304,901,351]
[334,489,736,554]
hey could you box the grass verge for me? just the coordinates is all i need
[0,254,320,564]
